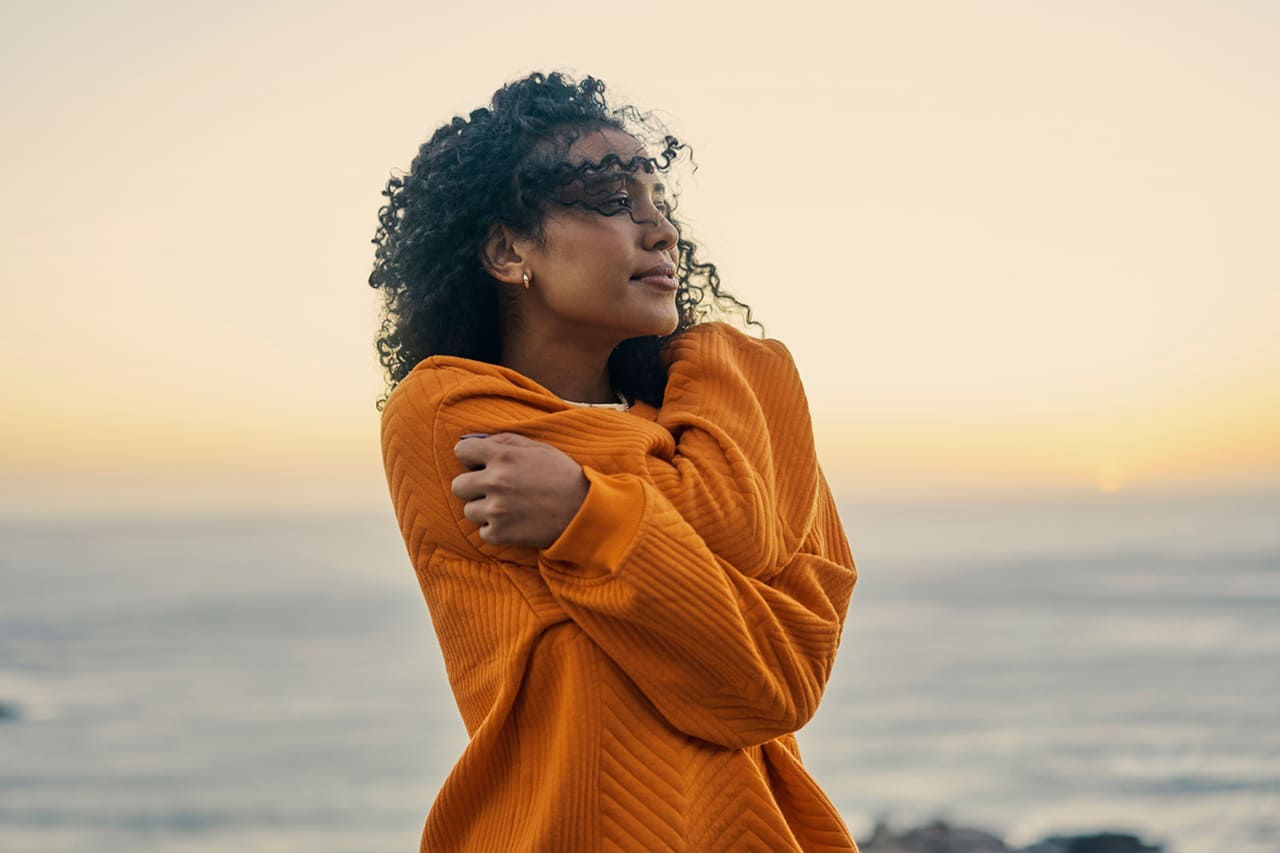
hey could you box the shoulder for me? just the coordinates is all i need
[381,355,528,445]
[381,353,574,446]
[665,321,800,374]
[382,357,480,427]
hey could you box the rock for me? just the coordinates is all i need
[858,819,1163,853]
[860,818,1009,852]
[1018,833,1163,853]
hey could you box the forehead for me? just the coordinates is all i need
[564,127,656,180]
[565,126,646,160]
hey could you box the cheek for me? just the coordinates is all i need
[568,232,630,277]
[538,218,634,287]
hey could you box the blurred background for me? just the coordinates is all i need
[2,1,1276,850]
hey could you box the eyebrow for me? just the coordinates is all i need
[582,172,665,194]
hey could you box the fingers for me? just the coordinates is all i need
[450,469,486,500]
[452,433,537,547]
[454,475,497,541]
[454,435,490,470]
[459,492,507,546]
[452,432,514,501]
[454,431,533,469]
[460,495,488,526]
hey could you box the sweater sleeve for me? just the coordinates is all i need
[380,322,855,749]
[407,322,821,579]
[538,462,857,750]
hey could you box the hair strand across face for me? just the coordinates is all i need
[368,70,764,411]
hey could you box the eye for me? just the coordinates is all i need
[599,191,670,218]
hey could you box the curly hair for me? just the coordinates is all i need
[368,70,763,411]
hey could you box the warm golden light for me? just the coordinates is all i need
[1096,464,1126,494]
[1,4,1276,516]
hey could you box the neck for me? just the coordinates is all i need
[499,333,619,404]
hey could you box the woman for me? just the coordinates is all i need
[371,71,860,852]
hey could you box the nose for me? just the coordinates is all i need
[642,204,679,253]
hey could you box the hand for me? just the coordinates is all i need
[451,432,590,549]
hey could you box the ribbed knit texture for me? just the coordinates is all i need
[380,321,859,852]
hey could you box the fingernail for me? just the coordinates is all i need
[459,433,489,439]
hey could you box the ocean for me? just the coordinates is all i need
[1,489,1277,852]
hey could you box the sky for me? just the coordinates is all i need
[1,1,1277,517]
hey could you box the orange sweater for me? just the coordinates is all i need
[380,321,859,852]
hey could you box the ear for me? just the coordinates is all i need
[481,223,529,286]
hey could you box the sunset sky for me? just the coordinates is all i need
[2,1,1277,517]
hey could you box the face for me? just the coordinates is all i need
[516,126,681,342]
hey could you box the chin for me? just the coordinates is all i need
[613,301,679,338]
[647,308,680,337]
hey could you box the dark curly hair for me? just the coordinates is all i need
[368,70,763,411]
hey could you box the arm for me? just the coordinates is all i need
[380,323,853,746]
[537,462,857,750]
[410,322,820,578]
[645,322,822,578]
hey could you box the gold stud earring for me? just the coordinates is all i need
[522,271,531,290]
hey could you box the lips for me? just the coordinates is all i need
[631,261,678,290]
[633,261,677,279]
